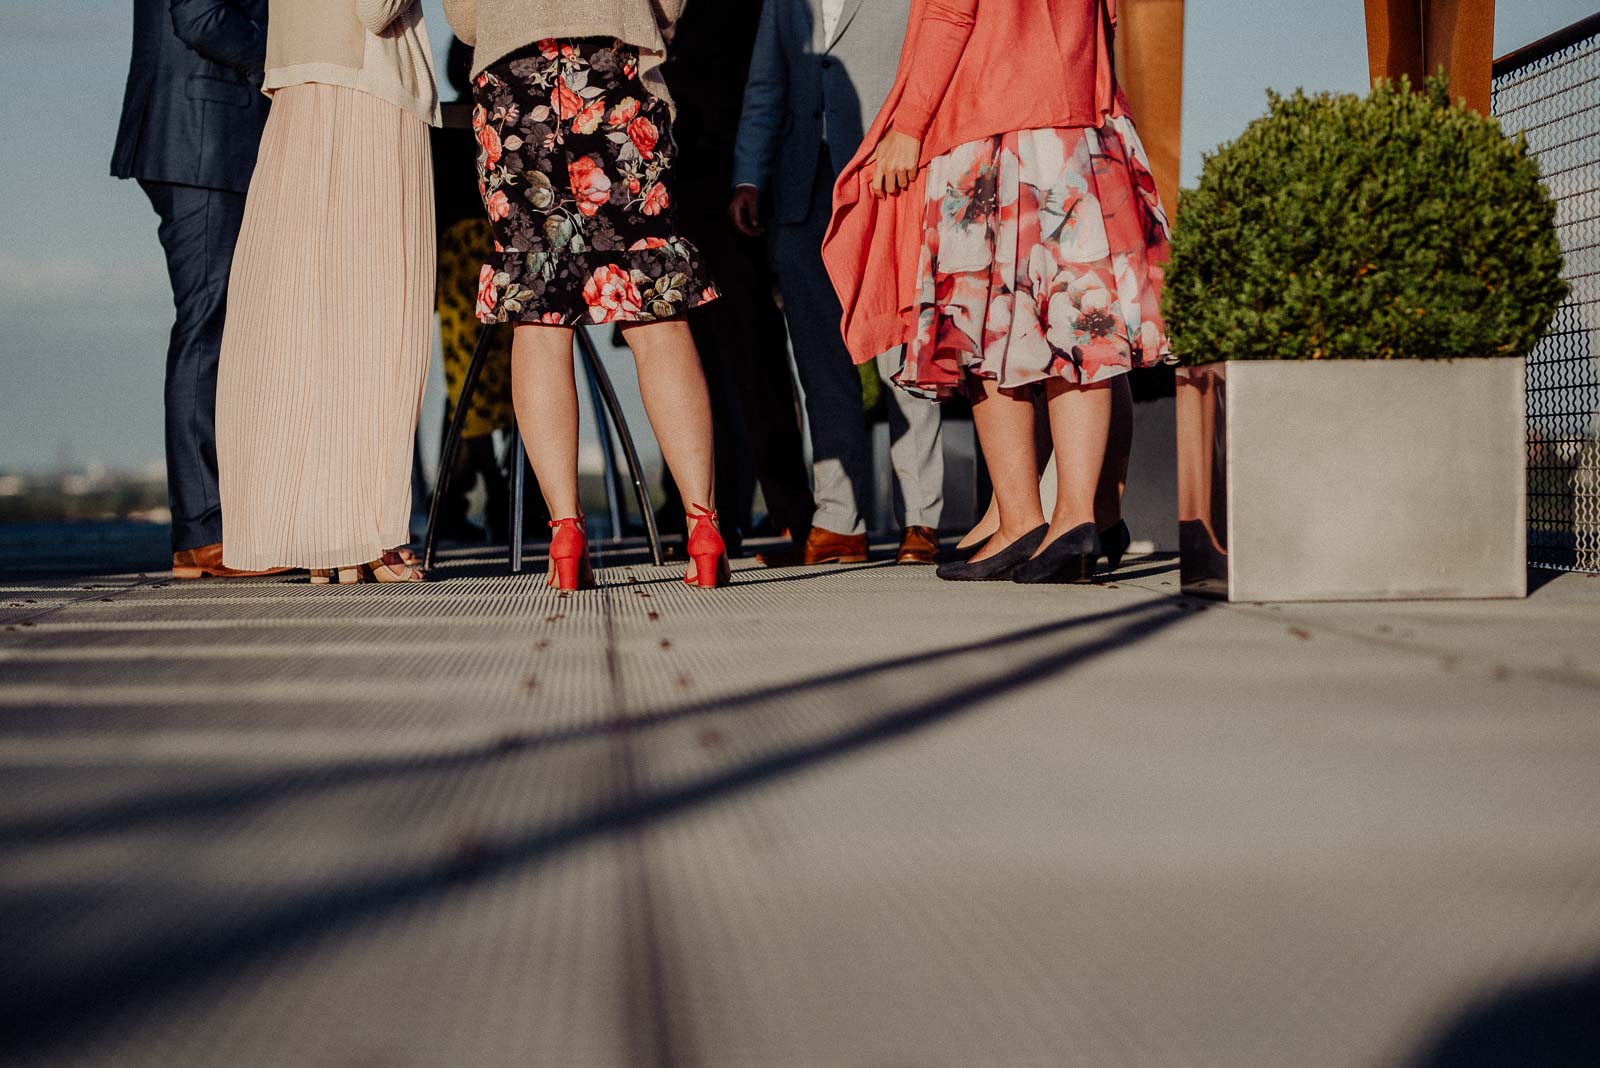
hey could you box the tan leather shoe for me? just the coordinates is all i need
[172,543,292,580]
[896,525,940,565]
[757,526,869,567]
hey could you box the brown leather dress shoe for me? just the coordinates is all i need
[757,526,870,567]
[172,543,293,580]
[896,525,940,565]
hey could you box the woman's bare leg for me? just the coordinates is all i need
[1042,379,1113,548]
[510,324,582,522]
[959,388,1053,550]
[621,319,719,580]
[957,495,1002,552]
[621,319,716,510]
[967,377,1047,562]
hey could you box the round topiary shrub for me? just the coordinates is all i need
[1165,76,1568,364]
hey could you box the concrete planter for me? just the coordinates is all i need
[1176,359,1527,601]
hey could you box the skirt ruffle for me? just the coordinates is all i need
[478,239,718,326]
[900,117,1172,397]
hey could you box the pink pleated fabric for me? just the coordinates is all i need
[217,82,434,570]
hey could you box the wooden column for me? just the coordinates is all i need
[1362,0,1497,113]
[1115,0,1187,216]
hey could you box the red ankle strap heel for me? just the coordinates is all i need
[547,516,595,591]
[684,506,731,589]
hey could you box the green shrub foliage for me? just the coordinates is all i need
[1166,76,1568,363]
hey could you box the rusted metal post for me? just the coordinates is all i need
[1115,0,1186,216]
[1363,0,1497,112]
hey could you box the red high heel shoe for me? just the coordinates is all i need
[684,506,731,589]
[547,516,595,591]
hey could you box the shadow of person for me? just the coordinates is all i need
[0,596,1189,1060]
[1407,961,1600,1068]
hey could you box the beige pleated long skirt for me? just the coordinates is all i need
[217,82,434,570]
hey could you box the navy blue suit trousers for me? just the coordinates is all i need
[139,180,246,551]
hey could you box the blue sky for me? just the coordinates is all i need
[0,0,1594,472]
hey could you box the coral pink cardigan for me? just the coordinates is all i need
[822,0,1123,365]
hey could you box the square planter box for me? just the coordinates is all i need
[1176,359,1527,601]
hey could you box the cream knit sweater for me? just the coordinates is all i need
[441,0,687,108]
[264,0,441,127]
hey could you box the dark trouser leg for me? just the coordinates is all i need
[140,180,245,552]
[675,312,751,535]
[671,189,815,538]
[770,155,871,537]
[433,410,505,542]
[658,307,747,539]
[739,274,816,535]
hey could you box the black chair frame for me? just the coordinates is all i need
[422,324,665,572]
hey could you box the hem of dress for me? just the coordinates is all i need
[222,533,410,572]
[844,308,915,367]
[478,286,722,327]
[895,360,1136,400]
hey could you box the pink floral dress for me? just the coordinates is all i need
[900,113,1172,396]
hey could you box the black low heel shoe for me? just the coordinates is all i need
[1100,519,1132,573]
[1013,523,1103,584]
[935,524,1048,581]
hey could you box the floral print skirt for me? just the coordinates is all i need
[901,116,1172,397]
[472,38,719,325]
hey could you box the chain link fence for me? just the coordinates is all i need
[1493,14,1600,573]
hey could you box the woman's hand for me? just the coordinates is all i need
[868,129,922,199]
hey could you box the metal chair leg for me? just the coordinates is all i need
[509,432,526,573]
[582,356,627,542]
[575,327,665,566]
[423,323,500,570]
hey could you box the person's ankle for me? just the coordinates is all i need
[1049,512,1095,533]
[999,517,1045,543]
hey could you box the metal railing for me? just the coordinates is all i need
[1493,13,1600,574]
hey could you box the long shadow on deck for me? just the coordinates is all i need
[0,597,1189,1058]
[1407,959,1600,1067]
[0,595,1160,847]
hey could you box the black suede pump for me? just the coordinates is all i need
[935,524,1048,581]
[1012,522,1102,584]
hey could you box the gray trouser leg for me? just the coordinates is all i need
[877,348,945,530]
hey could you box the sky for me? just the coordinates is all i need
[0,0,1594,473]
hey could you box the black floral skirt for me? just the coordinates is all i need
[472,38,719,325]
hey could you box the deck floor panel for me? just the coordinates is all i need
[2,547,1599,1066]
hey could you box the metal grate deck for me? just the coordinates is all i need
[3,547,1600,1066]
